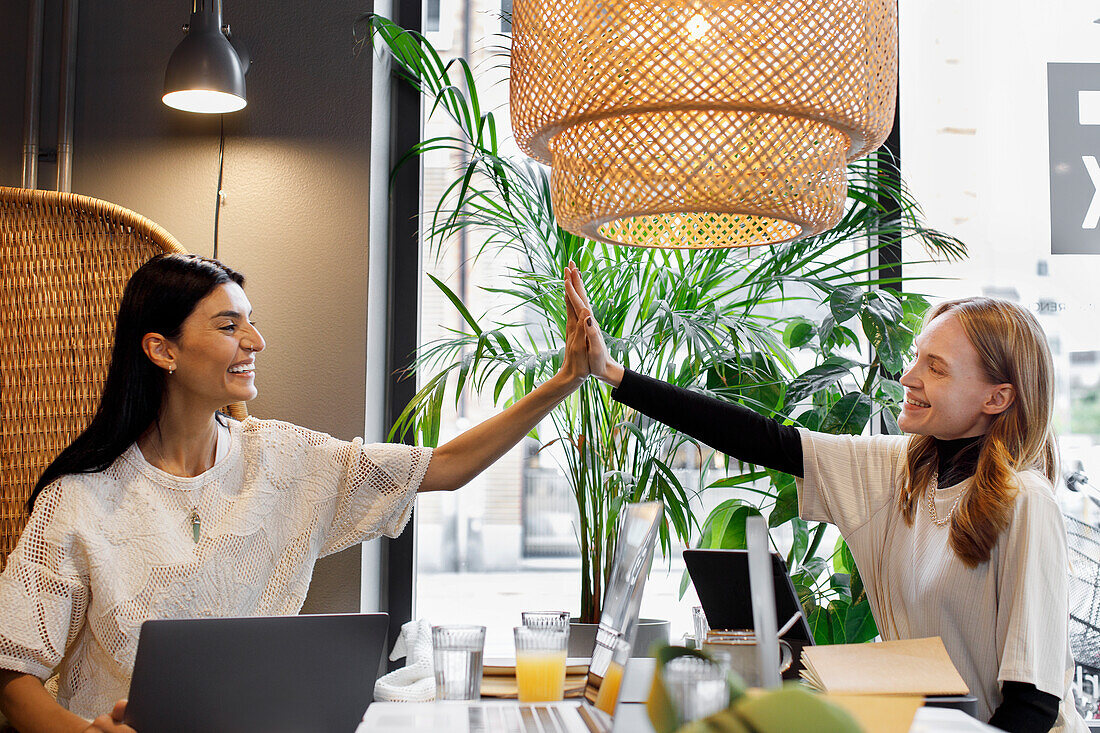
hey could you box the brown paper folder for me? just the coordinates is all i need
[826,694,924,733]
[800,636,969,696]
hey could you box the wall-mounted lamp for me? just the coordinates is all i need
[162,0,251,258]
[163,0,250,114]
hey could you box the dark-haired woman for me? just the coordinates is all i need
[0,254,595,732]
[565,263,1086,733]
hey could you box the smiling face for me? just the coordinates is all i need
[897,311,1014,440]
[157,282,265,411]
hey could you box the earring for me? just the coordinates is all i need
[168,365,175,375]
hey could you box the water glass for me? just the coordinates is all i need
[514,625,569,702]
[521,611,571,633]
[662,655,730,724]
[692,606,710,650]
[432,624,486,701]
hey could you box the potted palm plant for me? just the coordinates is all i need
[361,14,965,652]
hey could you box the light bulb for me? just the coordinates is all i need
[163,89,246,114]
[687,14,709,41]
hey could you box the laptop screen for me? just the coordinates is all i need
[126,613,389,733]
[583,501,663,705]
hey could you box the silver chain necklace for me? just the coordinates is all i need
[925,470,963,527]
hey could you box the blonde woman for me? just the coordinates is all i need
[567,262,1085,733]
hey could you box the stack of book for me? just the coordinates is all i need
[800,637,971,732]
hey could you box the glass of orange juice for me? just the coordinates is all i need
[593,636,631,714]
[514,626,569,702]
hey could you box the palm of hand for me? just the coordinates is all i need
[565,263,615,381]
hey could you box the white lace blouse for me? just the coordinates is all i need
[0,417,432,719]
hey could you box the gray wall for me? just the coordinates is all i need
[1,0,378,613]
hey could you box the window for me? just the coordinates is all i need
[424,0,441,31]
[424,0,454,50]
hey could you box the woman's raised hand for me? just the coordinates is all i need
[557,264,591,388]
[565,261,624,388]
[418,264,594,492]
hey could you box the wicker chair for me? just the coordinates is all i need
[0,186,247,571]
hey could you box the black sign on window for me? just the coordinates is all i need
[1049,63,1100,254]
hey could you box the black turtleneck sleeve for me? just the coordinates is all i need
[610,368,803,477]
[988,681,1060,732]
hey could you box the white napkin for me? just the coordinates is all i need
[374,618,437,702]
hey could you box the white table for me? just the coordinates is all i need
[360,700,994,733]
[360,657,998,732]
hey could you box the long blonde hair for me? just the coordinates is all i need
[897,297,1057,567]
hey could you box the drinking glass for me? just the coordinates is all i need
[514,625,569,702]
[692,606,710,650]
[662,655,730,724]
[521,611,571,633]
[593,636,631,714]
[432,625,486,700]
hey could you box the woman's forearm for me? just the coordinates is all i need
[0,670,88,733]
[419,374,579,492]
[611,369,804,477]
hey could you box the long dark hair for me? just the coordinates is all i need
[27,254,246,512]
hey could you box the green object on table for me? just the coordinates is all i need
[732,686,862,733]
[677,715,754,733]
[646,645,862,733]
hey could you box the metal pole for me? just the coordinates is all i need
[57,0,79,192]
[21,0,45,189]
[747,516,782,689]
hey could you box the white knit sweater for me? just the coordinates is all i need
[0,417,432,719]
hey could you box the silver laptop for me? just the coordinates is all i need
[360,501,664,733]
[125,612,389,733]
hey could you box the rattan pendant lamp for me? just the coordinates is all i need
[510,0,898,249]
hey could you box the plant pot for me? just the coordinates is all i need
[568,618,670,658]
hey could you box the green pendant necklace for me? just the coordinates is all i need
[189,507,202,544]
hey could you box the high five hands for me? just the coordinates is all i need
[564,261,625,388]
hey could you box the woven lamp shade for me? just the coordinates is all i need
[0,186,246,569]
[510,0,898,249]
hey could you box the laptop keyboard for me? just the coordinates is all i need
[468,703,573,733]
